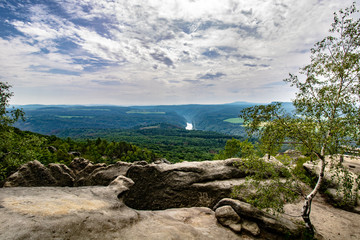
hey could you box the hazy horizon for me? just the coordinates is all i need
[13,100,287,107]
[1,0,355,106]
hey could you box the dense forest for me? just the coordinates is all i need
[0,123,245,186]
[13,102,293,136]
[0,126,157,185]
[1,82,295,187]
[3,84,257,185]
[55,123,241,162]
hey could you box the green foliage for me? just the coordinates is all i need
[238,2,360,233]
[258,121,285,159]
[0,128,46,181]
[231,154,300,214]
[0,82,24,129]
[0,127,157,184]
[14,103,262,136]
[240,2,360,158]
[326,157,360,208]
[214,138,254,159]
[291,157,318,187]
[55,126,237,162]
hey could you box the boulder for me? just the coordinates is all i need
[4,159,132,188]
[124,159,248,210]
[4,160,57,187]
[68,157,91,174]
[47,146,57,153]
[215,205,242,232]
[242,220,260,236]
[84,161,133,186]
[75,162,107,186]
[214,198,304,238]
[48,163,75,187]
[154,158,171,164]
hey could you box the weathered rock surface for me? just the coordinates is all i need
[0,178,247,240]
[4,158,133,187]
[79,161,132,186]
[303,155,360,212]
[242,220,261,236]
[68,157,91,174]
[48,163,75,187]
[124,158,248,210]
[3,157,360,239]
[214,198,304,239]
[4,160,57,187]
[215,205,242,232]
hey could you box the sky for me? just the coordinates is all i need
[0,0,356,106]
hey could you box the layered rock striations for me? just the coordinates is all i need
[124,158,248,210]
[3,155,360,239]
[1,176,244,240]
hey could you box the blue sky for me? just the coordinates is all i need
[0,0,355,105]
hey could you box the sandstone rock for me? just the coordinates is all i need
[85,161,133,186]
[48,163,75,187]
[304,156,360,210]
[154,158,171,164]
[0,186,243,240]
[242,219,260,236]
[68,157,91,174]
[263,155,284,167]
[214,198,303,238]
[68,151,81,157]
[90,175,135,202]
[4,160,57,187]
[133,160,148,165]
[75,162,107,186]
[215,205,242,232]
[4,158,133,188]
[124,159,248,210]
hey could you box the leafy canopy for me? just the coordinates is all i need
[238,2,360,234]
[241,2,360,159]
[0,82,24,129]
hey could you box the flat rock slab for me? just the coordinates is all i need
[0,187,249,240]
[1,187,111,216]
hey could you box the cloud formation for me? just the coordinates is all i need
[0,0,356,105]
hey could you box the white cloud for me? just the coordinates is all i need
[1,0,356,105]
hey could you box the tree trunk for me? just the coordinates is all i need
[301,154,325,234]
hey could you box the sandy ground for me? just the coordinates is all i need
[284,194,360,240]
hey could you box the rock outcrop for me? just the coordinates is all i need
[0,177,244,240]
[48,163,75,187]
[4,158,133,187]
[303,155,360,212]
[124,159,248,210]
[79,161,133,186]
[3,156,360,239]
[4,160,57,187]
[215,205,242,232]
[214,198,304,239]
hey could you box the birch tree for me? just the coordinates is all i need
[239,2,360,234]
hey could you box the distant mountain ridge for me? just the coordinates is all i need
[14,102,293,136]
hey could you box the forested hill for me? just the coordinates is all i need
[13,102,293,136]
[55,123,240,163]
[0,126,156,185]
